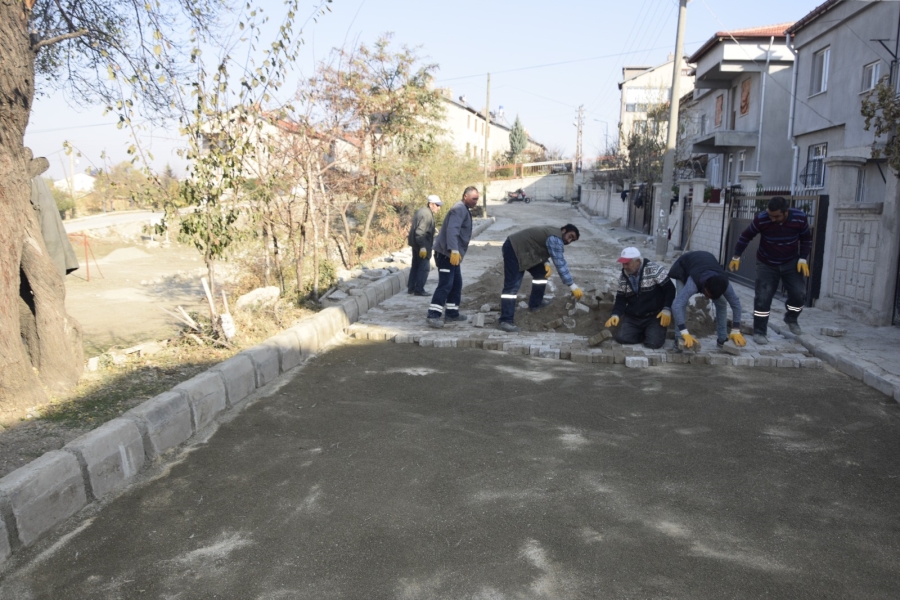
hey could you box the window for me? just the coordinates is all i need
[714,94,723,127]
[811,47,830,95]
[803,143,827,188]
[467,115,471,129]
[633,120,647,134]
[740,79,751,116]
[738,150,746,175]
[861,61,881,93]
[708,155,721,188]
[625,103,649,113]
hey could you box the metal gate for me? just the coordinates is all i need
[626,184,653,234]
[679,187,693,251]
[725,194,829,307]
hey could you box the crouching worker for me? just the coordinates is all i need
[498,224,582,333]
[604,247,675,349]
[668,250,746,349]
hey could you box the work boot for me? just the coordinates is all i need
[529,299,553,312]
[426,318,444,329]
[498,321,520,333]
[716,338,727,348]
[752,333,769,345]
[786,322,802,335]
[445,313,468,322]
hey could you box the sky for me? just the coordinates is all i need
[25,0,816,181]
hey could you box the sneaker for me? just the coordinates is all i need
[413,291,430,297]
[753,334,769,345]
[426,318,444,329]
[786,322,803,335]
[445,314,468,322]
[716,338,727,348]
[529,299,553,312]
[497,321,520,333]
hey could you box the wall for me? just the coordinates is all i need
[687,201,727,260]
[579,181,627,223]
[489,174,574,203]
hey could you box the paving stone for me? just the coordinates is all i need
[800,358,823,370]
[755,356,778,367]
[721,342,742,356]
[593,353,614,364]
[559,349,572,360]
[538,347,561,360]
[667,352,689,364]
[518,301,528,309]
[433,338,457,348]
[613,352,626,364]
[544,318,563,329]
[483,340,507,351]
[570,351,592,363]
[689,354,709,365]
[506,344,529,355]
[0,451,87,548]
[473,314,485,328]
[394,334,415,344]
[821,327,847,337]
[418,337,435,347]
[732,356,755,367]
[588,330,613,347]
[64,418,145,501]
[173,371,227,432]
[625,356,649,368]
[707,355,732,366]
[574,303,590,313]
[777,358,800,368]
[479,304,491,313]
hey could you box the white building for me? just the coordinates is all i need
[53,173,96,197]
[617,55,694,151]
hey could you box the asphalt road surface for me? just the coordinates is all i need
[2,340,899,599]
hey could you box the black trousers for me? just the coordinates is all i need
[614,313,667,349]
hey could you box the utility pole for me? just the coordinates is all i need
[482,73,491,217]
[656,0,688,259]
[574,105,584,172]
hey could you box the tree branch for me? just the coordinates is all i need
[32,29,89,51]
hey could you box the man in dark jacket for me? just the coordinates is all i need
[669,250,745,349]
[497,224,582,333]
[407,194,442,296]
[729,196,812,344]
[426,186,478,328]
[603,247,675,349]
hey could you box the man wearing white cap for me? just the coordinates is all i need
[604,247,675,349]
[407,194,442,296]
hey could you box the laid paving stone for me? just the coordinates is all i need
[433,338,456,348]
[418,338,435,347]
[624,356,649,368]
[588,330,613,347]
[570,351,592,363]
[506,344,529,355]
[559,349,572,360]
[777,358,800,368]
[821,327,847,337]
[708,355,732,366]
[483,340,508,351]
[538,347,561,360]
[613,352,626,364]
[394,334,414,344]
[721,342,742,356]
[594,353,614,364]
[690,354,709,365]
[755,356,778,367]
[800,357,823,369]
[732,356,755,367]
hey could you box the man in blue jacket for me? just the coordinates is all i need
[426,186,479,328]
[729,196,812,344]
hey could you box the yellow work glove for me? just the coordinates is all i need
[544,263,552,279]
[449,250,461,266]
[570,284,583,301]
[728,257,741,272]
[605,315,619,328]
[797,258,809,277]
[728,329,746,347]
[657,308,672,327]
[680,331,698,349]
[419,248,427,259]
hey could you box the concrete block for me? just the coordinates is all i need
[460,338,484,349]
[173,371,227,432]
[538,347,561,360]
[291,323,320,356]
[594,353,615,364]
[863,369,895,396]
[364,286,378,309]
[755,356,778,368]
[574,303,590,313]
[625,356,649,368]
[588,330,613,347]
[689,354,709,365]
[418,337,435,347]
[570,351,591,363]
[64,418,145,500]
[433,338,457,348]
[244,344,281,387]
[483,340,507,351]
[506,344,529,355]
[667,352,690,364]
[836,356,864,379]
[374,281,387,304]
[777,358,800,368]
[732,356,755,367]
[0,512,10,564]
[394,334,414,344]
[0,451,87,547]
[210,354,257,406]
[613,352,626,364]
[559,349,572,360]
[353,293,370,316]
[124,392,193,458]
[707,355,732,366]
[389,274,401,295]
[800,357,823,370]
[473,314,485,328]
[340,298,360,324]
[267,332,304,372]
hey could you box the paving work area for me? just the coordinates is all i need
[3,200,900,598]
[2,341,899,599]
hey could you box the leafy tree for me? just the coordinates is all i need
[508,115,527,162]
[861,78,900,175]
[45,178,76,218]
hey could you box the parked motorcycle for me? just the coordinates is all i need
[506,188,532,204]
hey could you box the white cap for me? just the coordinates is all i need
[617,247,641,263]
[427,194,442,206]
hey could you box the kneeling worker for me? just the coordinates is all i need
[498,224,582,333]
[668,250,746,349]
[604,247,675,349]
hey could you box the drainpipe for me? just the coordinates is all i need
[786,33,800,194]
[755,36,774,173]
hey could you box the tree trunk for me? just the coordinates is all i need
[0,1,83,421]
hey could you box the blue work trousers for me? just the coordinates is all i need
[499,239,548,324]
[427,252,462,319]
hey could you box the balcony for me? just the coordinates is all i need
[691,130,758,154]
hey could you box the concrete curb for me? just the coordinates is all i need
[0,267,409,567]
